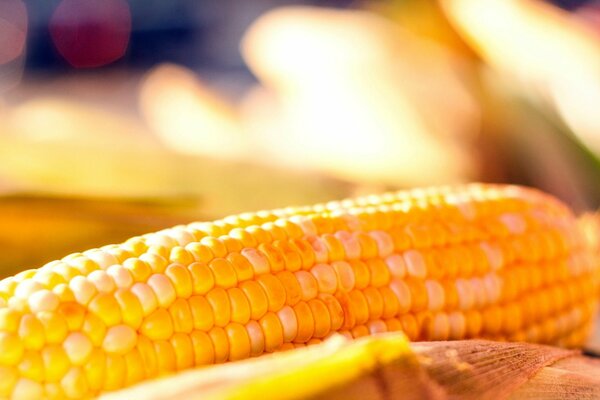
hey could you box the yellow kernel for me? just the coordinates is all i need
[169,246,195,266]
[38,311,68,344]
[80,313,106,347]
[257,274,286,312]
[363,287,384,320]
[355,232,378,258]
[124,349,146,386]
[0,308,20,332]
[230,228,257,248]
[141,308,173,341]
[465,309,483,337]
[258,243,286,273]
[190,331,215,365]
[165,264,193,298]
[169,298,193,333]
[260,312,284,352]
[185,243,214,264]
[226,322,251,361]
[123,258,152,283]
[319,293,344,331]
[33,270,65,289]
[275,271,302,307]
[263,222,287,242]
[18,351,44,381]
[112,289,143,331]
[348,290,369,325]
[103,325,137,355]
[208,327,230,363]
[331,261,355,293]
[400,314,419,341]
[366,259,391,287]
[104,354,126,390]
[88,293,121,326]
[227,288,251,325]
[52,284,75,303]
[208,258,238,289]
[201,237,227,258]
[0,365,18,396]
[42,345,69,382]
[189,296,214,331]
[136,335,158,378]
[273,241,303,272]
[351,325,369,338]
[308,298,331,338]
[239,281,268,320]
[83,349,105,392]
[0,333,23,365]
[187,262,215,296]
[291,239,316,270]
[384,318,403,333]
[349,260,370,290]
[56,303,85,332]
[139,253,168,274]
[292,301,315,343]
[227,253,254,282]
[247,226,272,245]
[61,367,89,398]
[170,333,194,371]
[220,235,244,253]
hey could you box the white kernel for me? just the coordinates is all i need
[456,279,475,310]
[106,265,133,289]
[84,250,118,270]
[69,276,97,305]
[404,250,427,279]
[131,283,158,316]
[385,254,406,279]
[12,378,43,400]
[425,280,445,311]
[14,280,43,299]
[28,289,59,313]
[103,325,137,355]
[369,231,394,257]
[63,332,93,365]
[87,270,116,293]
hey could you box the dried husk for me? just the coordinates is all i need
[103,333,600,400]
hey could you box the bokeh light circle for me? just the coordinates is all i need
[0,0,27,65]
[49,0,131,68]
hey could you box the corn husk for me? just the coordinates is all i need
[103,333,600,400]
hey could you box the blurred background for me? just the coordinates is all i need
[2,0,600,275]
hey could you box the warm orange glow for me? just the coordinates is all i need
[139,64,244,160]
[442,0,600,156]
[240,6,477,185]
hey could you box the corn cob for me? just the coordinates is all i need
[0,183,599,399]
